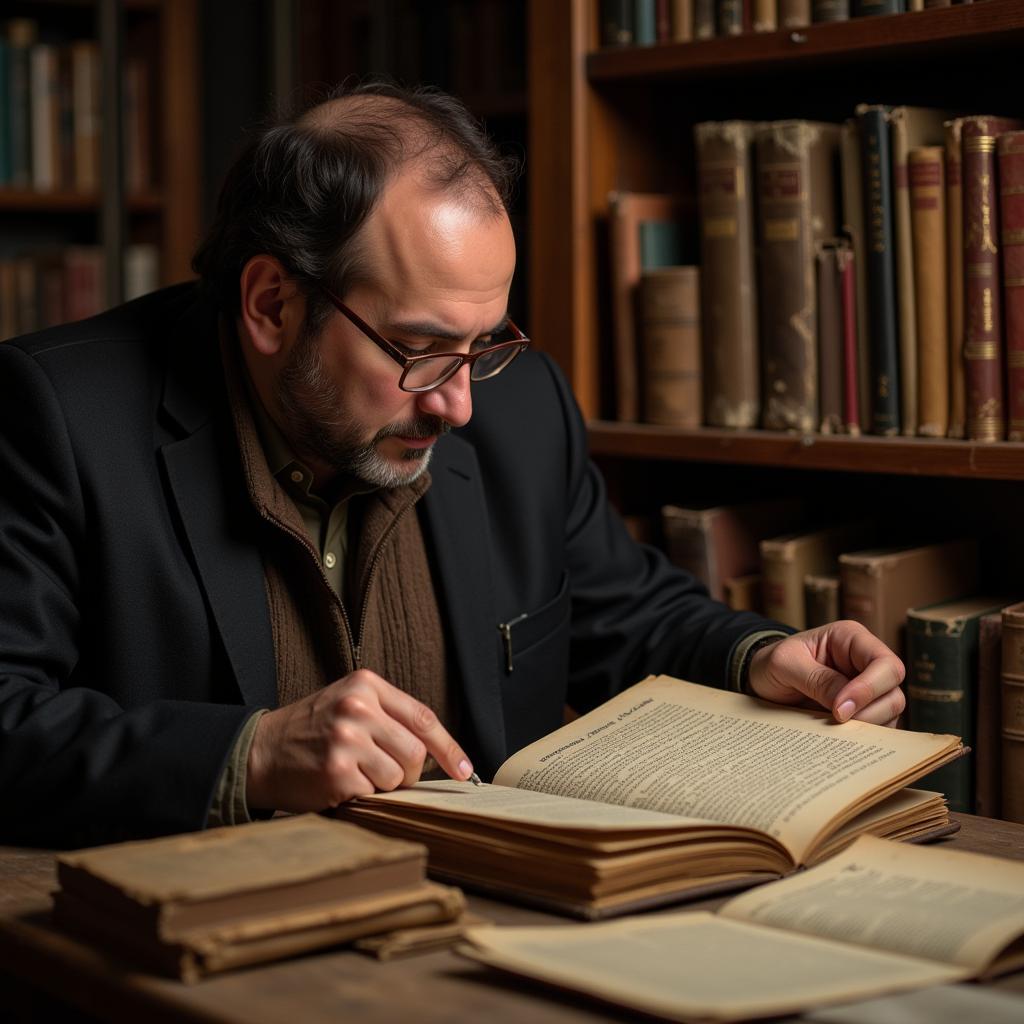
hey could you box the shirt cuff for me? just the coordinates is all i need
[206,709,268,828]
[728,630,789,696]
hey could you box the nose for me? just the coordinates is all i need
[416,363,473,429]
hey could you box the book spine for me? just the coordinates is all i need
[695,121,759,428]
[812,0,850,21]
[945,118,966,438]
[963,116,1013,442]
[839,245,861,434]
[640,267,702,427]
[724,573,763,612]
[601,0,636,44]
[909,146,949,437]
[816,242,845,434]
[859,106,901,435]
[761,551,802,629]
[997,131,1024,441]
[1001,606,1024,824]
[975,611,1003,819]
[671,0,695,39]
[635,0,658,43]
[717,0,745,34]
[752,0,778,31]
[906,615,978,813]
[30,44,59,192]
[890,109,919,436]
[853,0,904,13]
[839,561,886,644]
[804,574,840,628]
[778,0,811,25]
[694,0,717,36]
[924,0,952,6]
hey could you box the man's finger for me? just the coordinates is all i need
[832,655,906,723]
[847,686,906,727]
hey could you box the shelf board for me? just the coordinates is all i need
[0,189,163,213]
[587,421,1024,481]
[587,0,1024,80]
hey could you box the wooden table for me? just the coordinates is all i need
[2,814,1023,1024]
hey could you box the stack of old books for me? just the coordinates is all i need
[52,814,465,982]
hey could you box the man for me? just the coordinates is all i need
[0,85,904,847]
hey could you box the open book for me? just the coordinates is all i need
[338,676,962,918]
[459,835,1024,1022]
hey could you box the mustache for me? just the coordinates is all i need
[375,417,452,442]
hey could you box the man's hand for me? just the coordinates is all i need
[747,620,906,727]
[245,669,475,812]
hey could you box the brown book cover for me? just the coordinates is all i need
[778,0,811,26]
[805,573,841,628]
[717,0,744,35]
[724,573,763,612]
[123,55,153,194]
[838,538,979,657]
[694,0,716,38]
[909,145,949,437]
[976,610,1004,819]
[695,121,759,428]
[816,240,846,435]
[671,0,695,39]
[840,119,872,431]
[29,43,60,192]
[661,497,803,603]
[1002,601,1024,824]
[997,131,1024,441]
[761,522,874,630]
[752,0,778,30]
[890,108,948,437]
[963,116,1023,442]
[944,118,967,438]
[838,243,860,434]
[608,192,686,422]
[70,40,100,193]
[640,266,701,427]
[756,120,840,433]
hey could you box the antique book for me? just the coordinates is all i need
[906,596,1011,813]
[804,573,841,628]
[695,121,759,428]
[608,192,686,421]
[857,105,901,434]
[997,131,1024,440]
[854,0,905,12]
[839,538,979,656]
[890,107,947,436]
[671,0,694,40]
[694,0,716,36]
[459,836,1024,1022]
[52,815,465,982]
[752,0,778,31]
[760,522,874,630]
[600,0,635,45]
[812,0,850,20]
[963,116,1023,441]
[717,0,744,34]
[639,266,701,427]
[1002,602,1024,824]
[839,242,861,433]
[815,241,845,435]
[756,120,840,433]
[29,42,60,191]
[635,0,657,43]
[908,145,949,437]
[661,497,803,602]
[341,677,960,920]
[840,118,872,430]
[975,610,1005,819]
[70,40,100,192]
[944,118,966,438]
[723,572,763,612]
[778,0,811,26]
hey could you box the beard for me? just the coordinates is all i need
[275,317,450,489]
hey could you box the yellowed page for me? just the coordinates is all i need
[493,676,958,863]
[721,835,1024,972]
[460,913,966,1023]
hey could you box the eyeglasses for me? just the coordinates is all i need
[321,288,530,393]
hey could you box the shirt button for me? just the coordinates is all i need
[290,469,303,484]
[324,552,337,569]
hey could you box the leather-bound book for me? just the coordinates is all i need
[1001,601,1024,824]
[815,240,845,434]
[639,266,701,427]
[963,116,1022,441]
[723,572,763,612]
[601,0,636,45]
[975,610,1005,819]
[752,0,778,31]
[997,130,1024,441]
[812,0,850,21]
[890,108,948,436]
[909,145,949,437]
[839,243,861,434]
[694,0,716,37]
[778,0,811,26]
[717,0,744,34]
[695,121,759,428]
[853,0,904,13]
[756,120,840,433]
[857,105,900,435]
[840,119,872,431]
[671,0,695,39]
[944,118,966,438]
[804,573,841,628]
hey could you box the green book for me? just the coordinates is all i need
[906,595,1010,813]
[638,220,684,270]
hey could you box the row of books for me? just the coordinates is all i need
[0,243,159,342]
[0,18,152,193]
[598,0,980,47]
[652,498,1022,818]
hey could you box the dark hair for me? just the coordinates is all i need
[192,81,519,323]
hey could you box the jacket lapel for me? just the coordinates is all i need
[422,434,507,773]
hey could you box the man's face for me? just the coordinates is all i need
[275,175,516,490]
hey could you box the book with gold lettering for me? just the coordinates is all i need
[338,676,961,919]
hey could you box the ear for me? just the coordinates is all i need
[237,255,303,358]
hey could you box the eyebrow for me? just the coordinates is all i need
[385,313,510,343]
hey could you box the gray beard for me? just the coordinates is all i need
[275,319,450,489]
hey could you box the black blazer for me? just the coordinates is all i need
[0,285,775,846]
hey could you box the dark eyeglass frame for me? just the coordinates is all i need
[321,287,530,393]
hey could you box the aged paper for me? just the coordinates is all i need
[493,676,958,863]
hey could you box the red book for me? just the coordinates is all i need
[998,130,1024,441]
[839,245,861,435]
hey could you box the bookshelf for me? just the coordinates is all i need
[0,0,199,330]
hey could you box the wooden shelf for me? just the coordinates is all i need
[587,0,1024,81]
[588,421,1024,481]
[0,189,163,213]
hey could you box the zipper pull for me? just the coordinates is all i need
[353,644,362,669]
[498,613,528,674]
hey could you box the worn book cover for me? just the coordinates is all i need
[805,573,841,628]
[944,117,967,438]
[1001,601,1024,824]
[975,610,1005,819]
[997,131,1024,440]
[815,240,845,435]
